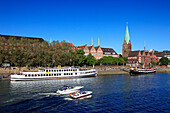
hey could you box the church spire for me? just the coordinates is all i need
[97,37,100,46]
[124,22,130,44]
[91,38,93,46]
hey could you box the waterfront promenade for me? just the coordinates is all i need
[0,66,170,80]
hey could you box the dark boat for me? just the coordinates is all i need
[129,67,156,75]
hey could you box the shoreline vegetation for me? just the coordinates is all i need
[0,66,170,80]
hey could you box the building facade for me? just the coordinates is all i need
[102,48,119,57]
[154,50,170,60]
[122,23,132,57]
[126,50,159,66]
[0,34,47,53]
[77,38,118,59]
[77,45,103,59]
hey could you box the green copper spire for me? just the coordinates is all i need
[124,22,130,44]
[97,37,100,46]
[91,38,93,46]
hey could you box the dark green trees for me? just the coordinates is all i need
[86,53,96,66]
[159,57,169,66]
[75,49,86,66]
[98,56,126,65]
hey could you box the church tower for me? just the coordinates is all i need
[122,22,132,57]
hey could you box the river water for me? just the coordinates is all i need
[0,73,169,113]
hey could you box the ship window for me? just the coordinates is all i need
[46,70,48,72]
[28,74,30,77]
[59,73,61,75]
[49,74,51,76]
[75,73,77,75]
[38,74,40,76]
[59,70,61,72]
[64,73,66,75]
[35,74,37,76]
[57,70,58,72]
[47,74,48,76]
[32,74,34,77]
[51,70,53,72]
[57,73,58,76]
[54,74,56,76]
[25,75,27,77]
[44,74,45,76]
[54,70,56,72]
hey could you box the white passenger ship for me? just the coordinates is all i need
[11,67,97,81]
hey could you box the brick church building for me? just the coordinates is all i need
[122,23,132,57]
[122,23,158,66]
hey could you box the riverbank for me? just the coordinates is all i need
[0,66,170,80]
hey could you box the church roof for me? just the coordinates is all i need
[124,23,130,44]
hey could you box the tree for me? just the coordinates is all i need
[122,57,128,63]
[75,49,86,66]
[159,57,169,66]
[139,62,144,65]
[86,53,96,66]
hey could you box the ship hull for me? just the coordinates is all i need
[130,69,156,75]
[11,73,97,81]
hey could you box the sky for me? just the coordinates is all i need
[0,0,170,53]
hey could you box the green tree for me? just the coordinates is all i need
[159,57,169,66]
[75,49,86,66]
[139,62,144,65]
[86,53,96,66]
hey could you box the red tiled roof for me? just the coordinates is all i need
[77,45,87,48]
[58,42,75,47]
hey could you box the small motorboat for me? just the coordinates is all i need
[56,86,84,95]
[70,91,92,99]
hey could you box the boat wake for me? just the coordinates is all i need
[38,93,60,96]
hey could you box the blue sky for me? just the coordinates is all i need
[0,0,170,53]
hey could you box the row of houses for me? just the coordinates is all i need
[126,50,159,66]
[126,50,170,66]
[77,45,119,59]
[0,34,119,60]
